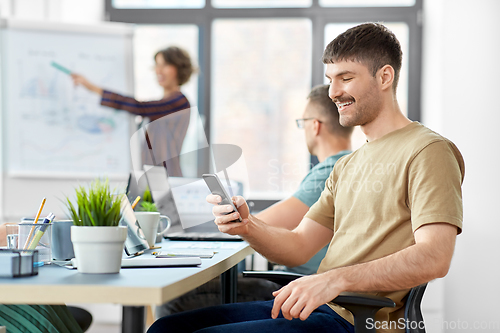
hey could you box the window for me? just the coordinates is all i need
[212,19,312,198]
[320,0,415,6]
[213,0,311,8]
[113,0,205,9]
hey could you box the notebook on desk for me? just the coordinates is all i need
[120,254,201,268]
[142,165,242,242]
[62,254,202,269]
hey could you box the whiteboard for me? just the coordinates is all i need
[0,19,134,178]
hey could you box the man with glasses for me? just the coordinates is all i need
[156,84,353,317]
[248,84,353,274]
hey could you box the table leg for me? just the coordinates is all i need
[220,264,238,304]
[122,306,145,333]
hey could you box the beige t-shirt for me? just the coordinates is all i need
[305,122,464,332]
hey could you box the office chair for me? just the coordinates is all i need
[243,271,427,333]
[67,306,93,332]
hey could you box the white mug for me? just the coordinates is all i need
[135,212,171,248]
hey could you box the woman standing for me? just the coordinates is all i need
[72,46,194,176]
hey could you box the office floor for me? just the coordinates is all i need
[87,323,120,333]
[71,303,122,333]
[87,320,154,332]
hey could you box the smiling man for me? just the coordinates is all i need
[148,23,465,333]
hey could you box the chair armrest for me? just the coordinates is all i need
[333,293,395,333]
[242,270,396,333]
[334,292,396,309]
[242,270,305,286]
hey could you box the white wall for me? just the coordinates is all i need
[0,0,103,22]
[422,0,500,331]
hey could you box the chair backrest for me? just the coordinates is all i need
[404,283,428,333]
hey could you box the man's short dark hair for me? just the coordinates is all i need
[322,23,402,91]
[308,85,353,139]
[155,46,194,86]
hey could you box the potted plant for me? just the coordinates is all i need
[65,179,127,274]
[139,201,157,212]
[138,186,157,212]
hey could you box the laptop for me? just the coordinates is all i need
[142,165,243,241]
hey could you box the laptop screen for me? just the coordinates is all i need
[143,165,183,227]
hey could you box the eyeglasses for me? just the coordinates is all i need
[295,118,322,129]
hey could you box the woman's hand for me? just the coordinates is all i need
[71,74,103,95]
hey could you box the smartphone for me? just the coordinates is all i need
[202,173,242,222]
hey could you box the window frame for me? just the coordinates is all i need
[105,0,423,180]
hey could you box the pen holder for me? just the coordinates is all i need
[18,222,51,263]
[0,249,39,277]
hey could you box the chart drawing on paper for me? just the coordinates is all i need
[2,28,132,177]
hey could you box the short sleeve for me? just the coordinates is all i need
[408,140,465,233]
[293,165,333,207]
[305,171,337,230]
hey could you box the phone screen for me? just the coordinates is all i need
[202,174,242,222]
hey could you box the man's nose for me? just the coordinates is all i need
[328,82,342,101]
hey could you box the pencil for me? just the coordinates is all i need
[27,213,55,250]
[131,196,141,210]
[23,197,46,249]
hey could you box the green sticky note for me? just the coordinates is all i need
[51,61,72,75]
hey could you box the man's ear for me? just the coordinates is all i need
[313,119,321,136]
[378,65,395,91]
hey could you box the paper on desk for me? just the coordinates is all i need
[53,257,202,268]
[155,249,215,258]
[165,242,241,250]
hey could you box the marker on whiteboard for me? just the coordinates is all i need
[51,61,72,75]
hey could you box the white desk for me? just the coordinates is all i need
[0,240,254,333]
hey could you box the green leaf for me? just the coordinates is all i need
[142,186,153,203]
[139,201,158,212]
[63,178,123,227]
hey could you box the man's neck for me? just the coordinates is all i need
[315,138,351,163]
[361,101,411,142]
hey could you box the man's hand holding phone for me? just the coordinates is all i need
[206,194,250,235]
[203,173,252,235]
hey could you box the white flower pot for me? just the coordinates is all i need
[71,226,127,274]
